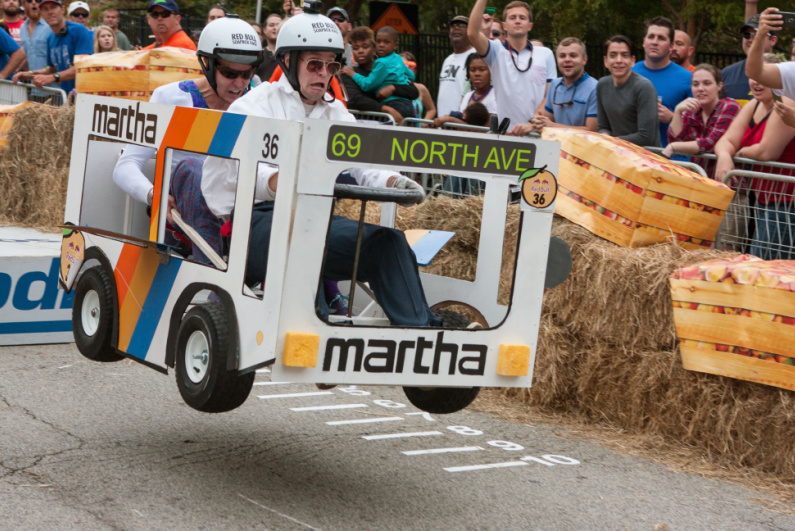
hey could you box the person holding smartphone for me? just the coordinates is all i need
[747,7,795,127]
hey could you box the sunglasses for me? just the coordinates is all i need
[330,16,346,23]
[491,30,503,37]
[148,10,173,19]
[300,58,341,76]
[71,11,88,17]
[742,31,772,39]
[217,64,254,80]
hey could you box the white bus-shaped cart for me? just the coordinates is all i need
[59,94,565,414]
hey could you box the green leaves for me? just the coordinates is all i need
[519,165,547,182]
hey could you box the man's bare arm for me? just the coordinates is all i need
[467,0,491,56]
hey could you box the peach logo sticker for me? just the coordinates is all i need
[519,165,557,209]
[60,226,85,286]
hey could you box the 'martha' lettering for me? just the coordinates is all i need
[92,102,157,145]
[322,332,486,376]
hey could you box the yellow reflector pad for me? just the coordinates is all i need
[283,333,320,367]
[497,344,530,376]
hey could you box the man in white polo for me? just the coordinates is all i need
[467,0,556,134]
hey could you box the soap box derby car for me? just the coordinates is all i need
[59,94,567,414]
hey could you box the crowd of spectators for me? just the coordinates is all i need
[0,0,792,258]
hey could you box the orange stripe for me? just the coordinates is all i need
[117,247,160,351]
[150,107,199,240]
[114,243,143,309]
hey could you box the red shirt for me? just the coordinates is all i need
[143,29,196,51]
[741,109,795,204]
[2,19,23,43]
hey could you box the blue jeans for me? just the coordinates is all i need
[750,200,795,260]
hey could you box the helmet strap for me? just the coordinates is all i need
[198,55,218,96]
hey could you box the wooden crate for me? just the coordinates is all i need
[75,48,202,101]
[670,256,795,391]
[0,101,36,148]
[542,128,734,250]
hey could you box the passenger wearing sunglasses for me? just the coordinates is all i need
[141,0,196,51]
[721,14,777,106]
[13,0,91,93]
[202,12,439,327]
[113,17,263,264]
[517,37,597,135]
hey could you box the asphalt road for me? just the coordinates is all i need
[1,343,793,531]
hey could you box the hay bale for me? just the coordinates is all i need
[0,105,75,231]
[544,216,737,351]
[514,326,795,480]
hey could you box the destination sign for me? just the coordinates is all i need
[326,125,536,176]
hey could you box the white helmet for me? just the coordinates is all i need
[197,16,264,94]
[275,12,344,93]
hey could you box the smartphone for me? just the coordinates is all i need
[778,11,795,29]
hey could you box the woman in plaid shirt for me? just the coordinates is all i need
[663,64,740,179]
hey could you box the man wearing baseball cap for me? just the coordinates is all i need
[722,14,777,105]
[437,15,473,117]
[67,1,89,28]
[327,6,352,65]
[142,0,196,51]
[12,0,92,95]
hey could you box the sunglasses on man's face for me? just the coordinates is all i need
[742,31,772,39]
[330,16,346,23]
[301,58,341,76]
[491,30,503,37]
[148,10,173,19]
[216,64,255,80]
[71,11,88,17]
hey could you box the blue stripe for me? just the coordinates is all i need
[0,320,73,334]
[125,260,182,359]
[207,113,246,158]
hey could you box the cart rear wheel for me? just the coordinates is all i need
[403,309,480,414]
[72,267,123,362]
[175,302,253,413]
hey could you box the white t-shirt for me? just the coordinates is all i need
[201,77,396,217]
[113,80,209,204]
[776,62,795,100]
[437,48,475,117]
[459,88,497,114]
[482,39,557,132]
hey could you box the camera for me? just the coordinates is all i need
[302,0,323,14]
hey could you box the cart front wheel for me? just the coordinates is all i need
[175,302,253,413]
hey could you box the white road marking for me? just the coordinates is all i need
[444,461,529,473]
[257,392,334,399]
[402,446,483,456]
[291,404,368,412]
[253,381,290,386]
[238,493,322,531]
[362,431,444,440]
[326,417,404,426]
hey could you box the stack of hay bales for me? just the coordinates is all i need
[336,194,795,479]
[0,101,36,149]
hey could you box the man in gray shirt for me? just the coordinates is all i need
[597,35,660,147]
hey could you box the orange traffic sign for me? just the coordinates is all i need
[371,3,418,35]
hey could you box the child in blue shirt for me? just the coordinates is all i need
[341,26,416,119]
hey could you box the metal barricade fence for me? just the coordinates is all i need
[647,147,795,260]
[0,79,67,106]
[348,110,396,125]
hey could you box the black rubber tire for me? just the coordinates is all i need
[403,386,481,414]
[434,309,472,329]
[175,302,253,413]
[403,309,479,414]
[72,267,123,362]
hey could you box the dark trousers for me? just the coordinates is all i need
[245,203,438,327]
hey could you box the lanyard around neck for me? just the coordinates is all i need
[503,40,533,72]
